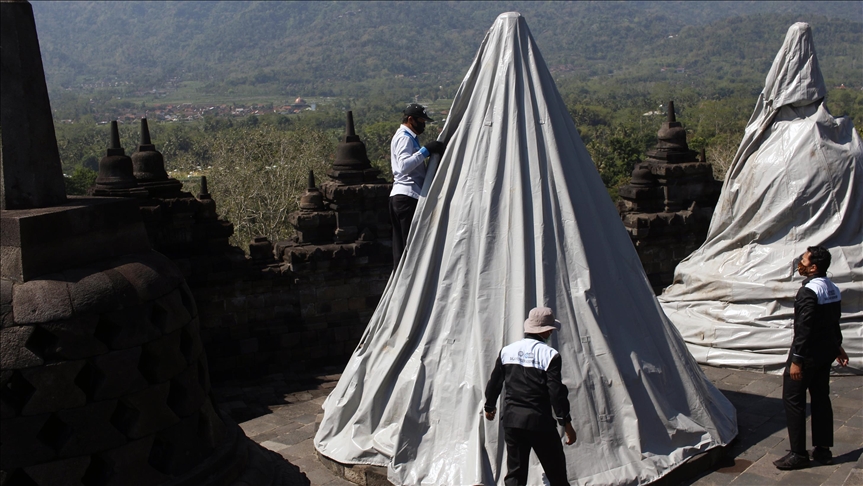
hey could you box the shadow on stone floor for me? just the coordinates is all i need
[832,447,863,465]
[212,366,344,424]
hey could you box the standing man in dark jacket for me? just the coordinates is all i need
[774,246,849,470]
[484,307,577,486]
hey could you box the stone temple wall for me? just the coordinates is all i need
[188,243,391,382]
[98,111,397,384]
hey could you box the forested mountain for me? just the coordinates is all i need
[33,1,861,101]
[33,1,862,247]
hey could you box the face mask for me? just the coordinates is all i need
[414,120,426,135]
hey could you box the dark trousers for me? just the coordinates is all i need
[389,195,418,268]
[503,426,568,486]
[783,361,833,454]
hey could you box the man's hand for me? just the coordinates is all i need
[484,408,496,421]
[564,423,577,445]
[790,362,803,381]
[424,141,445,155]
[837,347,849,367]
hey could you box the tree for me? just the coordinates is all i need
[65,166,97,195]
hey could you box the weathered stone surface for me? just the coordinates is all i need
[150,289,192,334]
[0,326,43,369]
[165,363,207,418]
[616,101,720,293]
[35,413,72,457]
[12,277,73,325]
[94,435,170,486]
[178,282,198,319]
[0,0,67,210]
[0,370,16,419]
[93,306,161,350]
[0,369,34,419]
[0,278,13,328]
[100,268,143,310]
[20,361,87,415]
[198,397,226,449]
[64,267,121,316]
[289,211,336,232]
[111,382,179,439]
[24,455,90,486]
[148,412,208,476]
[0,200,151,283]
[0,413,55,469]
[138,328,187,385]
[32,317,108,360]
[196,356,212,395]
[179,322,205,366]
[113,259,181,303]
[87,347,149,401]
[56,400,126,457]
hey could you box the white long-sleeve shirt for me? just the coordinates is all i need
[390,125,429,199]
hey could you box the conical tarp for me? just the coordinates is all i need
[659,23,863,374]
[315,12,737,485]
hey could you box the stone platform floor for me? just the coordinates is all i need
[212,365,862,485]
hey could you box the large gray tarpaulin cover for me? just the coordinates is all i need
[659,23,863,374]
[315,12,737,485]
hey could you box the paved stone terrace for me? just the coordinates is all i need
[213,365,862,485]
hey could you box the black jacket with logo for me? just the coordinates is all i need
[791,276,842,366]
[484,334,572,430]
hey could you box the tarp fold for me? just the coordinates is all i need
[659,22,863,373]
[316,12,737,485]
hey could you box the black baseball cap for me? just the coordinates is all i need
[404,103,433,122]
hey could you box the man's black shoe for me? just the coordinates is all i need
[812,447,833,464]
[773,451,811,470]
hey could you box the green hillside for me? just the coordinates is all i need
[32,1,861,101]
[30,1,863,246]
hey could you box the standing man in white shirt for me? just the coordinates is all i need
[389,103,445,267]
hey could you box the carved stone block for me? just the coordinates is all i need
[0,414,55,469]
[111,382,179,439]
[94,435,170,486]
[197,398,226,449]
[56,400,126,457]
[112,259,181,303]
[138,328,187,385]
[64,267,121,316]
[100,268,143,310]
[165,363,207,418]
[94,306,160,350]
[0,326,43,369]
[148,412,209,476]
[178,282,198,319]
[1,278,13,329]
[150,289,192,335]
[19,361,87,415]
[24,455,90,486]
[33,316,108,360]
[11,277,73,325]
[88,347,149,401]
[179,320,204,366]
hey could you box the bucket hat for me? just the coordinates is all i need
[523,307,561,334]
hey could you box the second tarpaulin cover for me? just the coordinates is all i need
[315,12,737,486]
[659,23,863,374]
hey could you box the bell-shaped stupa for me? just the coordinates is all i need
[315,12,736,486]
[659,23,863,373]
